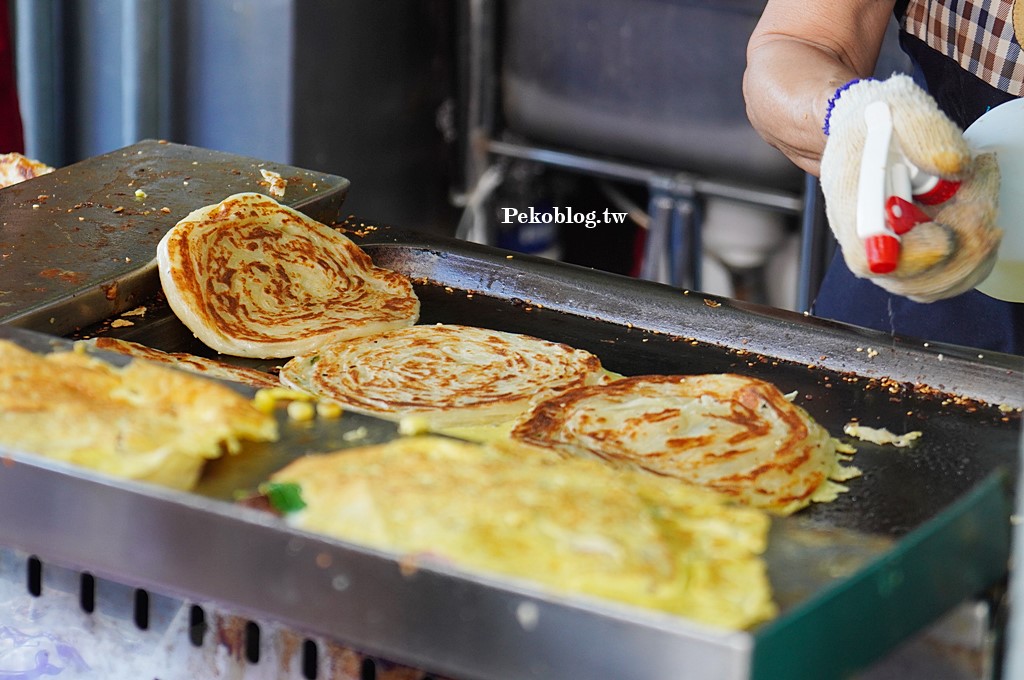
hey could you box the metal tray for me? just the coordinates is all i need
[0,173,1021,678]
[0,139,351,335]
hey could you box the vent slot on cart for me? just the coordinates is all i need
[0,548,453,679]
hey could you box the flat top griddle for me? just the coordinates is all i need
[1,143,1021,680]
[75,270,1021,539]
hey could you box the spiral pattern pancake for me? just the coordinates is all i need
[279,324,608,428]
[0,152,53,188]
[87,337,280,389]
[157,192,419,359]
[511,374,837,514]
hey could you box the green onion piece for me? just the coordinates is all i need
[261,482,307,513]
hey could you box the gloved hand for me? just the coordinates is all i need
[820,75,1002,302]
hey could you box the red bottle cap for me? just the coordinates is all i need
[913,178,960,205]
[865,234,900,274]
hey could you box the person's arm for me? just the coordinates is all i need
[743,0,896,176]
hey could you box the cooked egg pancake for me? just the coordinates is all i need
[157,192,420,359]
[279,323,610,429]
[86,337,280,389]
[511,374,837,515]
[0,152,53,188]
[270,435,776,630]
[0,340,277,490]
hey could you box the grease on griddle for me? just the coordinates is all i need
[39,268,84,285]
[333,214,380,238]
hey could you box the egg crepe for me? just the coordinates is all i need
[511,374,839,515]
[267,435,776,630]
[0,340,277,490]
[279,323,611,430]
[157,192,419,359]
[86,337,280,389]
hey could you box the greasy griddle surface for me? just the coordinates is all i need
[76,280,1021,539]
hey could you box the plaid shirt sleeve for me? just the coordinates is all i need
[901,0,1023,96]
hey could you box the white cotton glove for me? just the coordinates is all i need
[820,75,1002,302]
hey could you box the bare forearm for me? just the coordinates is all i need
[744,41,858,176]
[743,0,895,176]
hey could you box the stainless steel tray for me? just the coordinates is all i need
[0,139,350,335]
[0,156,1020,679]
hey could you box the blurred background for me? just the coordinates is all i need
[7,0,910,311]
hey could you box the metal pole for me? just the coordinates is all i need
[13,0,62,165]
[120,0,163,145]
[796,172,832,313]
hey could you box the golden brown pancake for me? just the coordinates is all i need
[511,373,838,515]
[86,337,280,389]
[0,152,53,188]
[269,435,776,630]
[279,323,610,429]
[0,340,277,490]
[157,192,419,359]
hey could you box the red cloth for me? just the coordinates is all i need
[0,0,24,153]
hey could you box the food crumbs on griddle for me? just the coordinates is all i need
[316,401,343,419]
[160,207,171,213]
[398,416,431,436]
[110,319,133,328]
[399,554,421,577]
[121,306,147,317]
[113,206,124,214]
[342,426,369,442]
[287,401,316,422]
